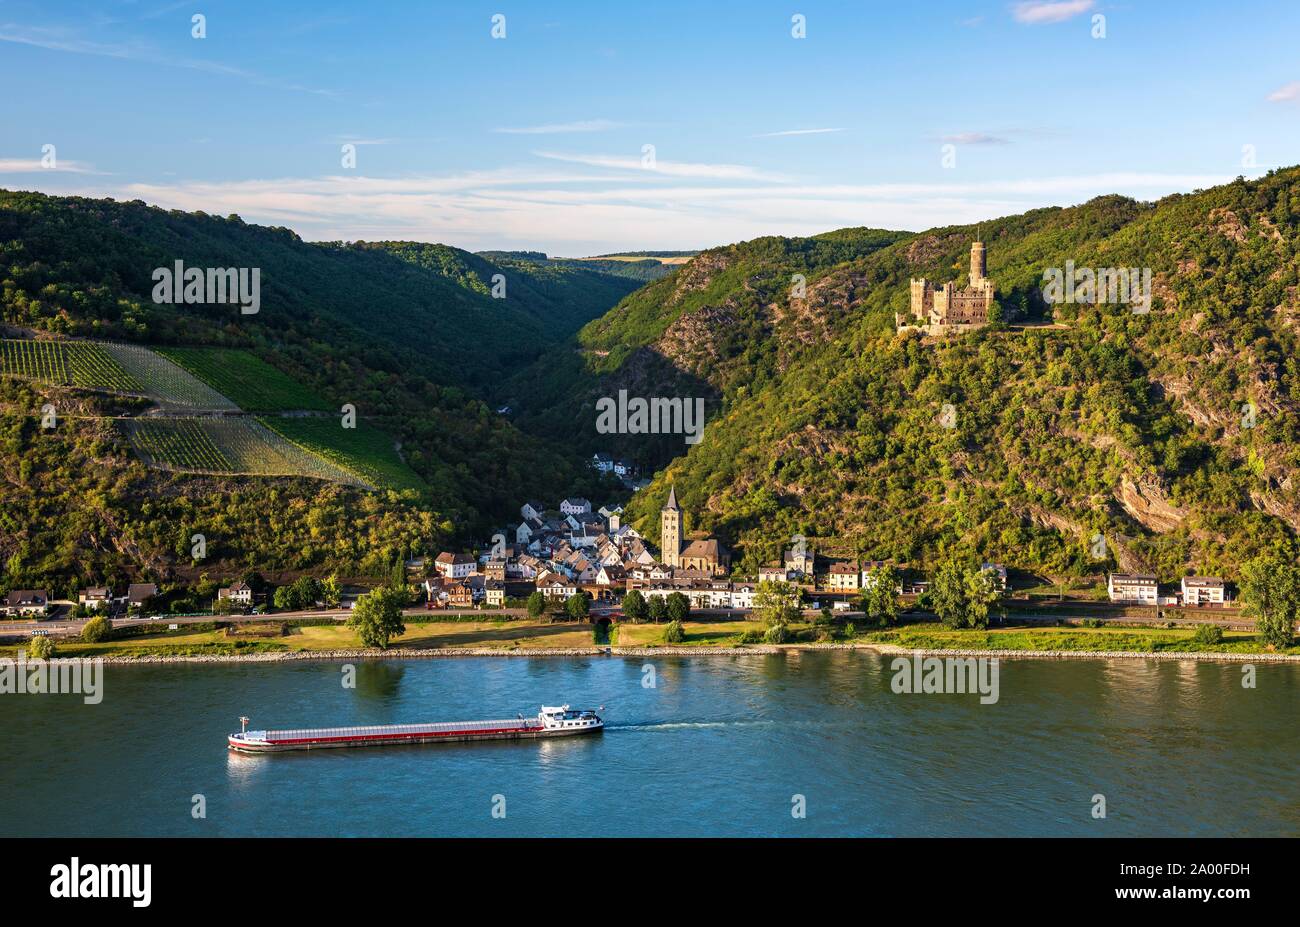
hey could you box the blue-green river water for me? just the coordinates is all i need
[2,652,1296,836]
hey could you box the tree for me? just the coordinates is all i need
[664,619,686,643]
[81,616,111,643]
[963,567,1002,630]
[565,593,590,621]
[666,591,690,623]
[347,584,408,649]
[622,590,647,623]
[28,635,54,659]
[1241,555,1299,649]
[648,596,668,623]
[526,590,547,619]
[290,575,321,610]
[272,586,294,611]
[754,580,799,627]
[932,560,1003,630]
[932,560,969,629]
[322,573,342,608]
[863,565,900,626]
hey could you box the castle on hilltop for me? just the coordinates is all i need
[898,240,996,335]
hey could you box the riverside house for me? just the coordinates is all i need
[3,589,49,617]
[1181,576,1227,606]
[1107,573,1158,605]
[827,561,861,592]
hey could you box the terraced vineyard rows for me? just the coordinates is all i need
[260,416,425,491]
[0,340,143,392]
[126,418,233,471]
[100,343,238,410]
[120,417,366,486]
[157,347,329,411]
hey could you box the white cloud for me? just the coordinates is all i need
[493,120,625,135]
[0,158,102,174]
[938,132,1011,145]
[1267,81,1300,103]
[1011,1,1094,25]
[753,128,847,138]
[17,167,1238,256]
[532,150,783,180]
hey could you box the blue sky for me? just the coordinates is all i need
[2,0,1299,254]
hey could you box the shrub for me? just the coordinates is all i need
[81,616,112,643]
[763,623,791,644]
[738,629,764,644]
[663,620,686,644]
[28,635,55,659]
[1192,623,1225,645]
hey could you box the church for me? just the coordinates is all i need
[660,486,730,576]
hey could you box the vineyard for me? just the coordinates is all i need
[100,343,239,410]
[260,416,425,492]
[157,347,330,412]
[0,340,143,392]
[0,339,238,409]
[121,417,366,486]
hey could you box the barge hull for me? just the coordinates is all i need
[228,726,597,754]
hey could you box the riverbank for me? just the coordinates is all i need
[53,641,1300,665]
[8,617,1297,663]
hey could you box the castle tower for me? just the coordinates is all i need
[970,241,986,284]
[661,485,681,568]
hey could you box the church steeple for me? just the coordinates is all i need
[661,484,681,567]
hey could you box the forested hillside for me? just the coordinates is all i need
[538,170,1300,582]
[0,190,622,595]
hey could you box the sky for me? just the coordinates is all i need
[2,0,1299,255]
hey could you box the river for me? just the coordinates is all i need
[2,652,1296,836]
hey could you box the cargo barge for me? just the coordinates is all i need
[227,705,602,753]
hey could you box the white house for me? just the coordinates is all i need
[434,552,477,580]
[217,582,254,606]
[730,584,756,609]
[560,497,592,516]
[596,564,627,586]
[1181,576,1226,606]
[759,565,793,584]
[827,561,861,592]
[78,587,113,611]
[1108,573,1158,605]
[4,590,49,617]
[592,453,615,473]
[981,562,1008,592]
[521,501,546,521]
[537,573,578,599]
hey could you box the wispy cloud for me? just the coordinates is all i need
[493,120,625,135]
[1011,1,1094,24]
[0,22,339,97]
[1267,81,1300,103]
[753,128,846,138]
[532,150,782,180]
[22,167,1240,256]
[331,136,397,146]
[938,132,1011,145]
[0,158,103,174]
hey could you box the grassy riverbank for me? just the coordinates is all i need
[4,617,1296,659]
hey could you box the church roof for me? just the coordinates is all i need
[663,484,679,512]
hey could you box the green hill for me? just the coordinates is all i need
[513,171,1300,582]
[0,190,622,594]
